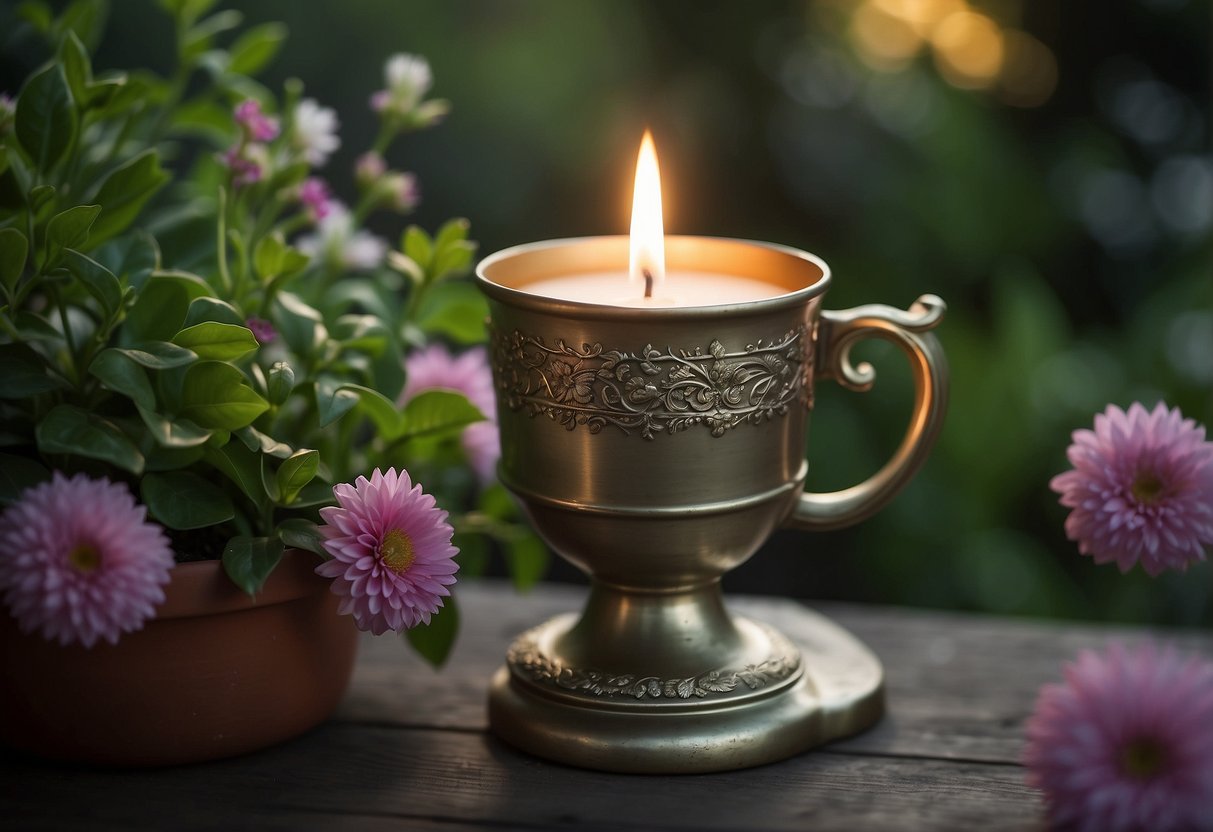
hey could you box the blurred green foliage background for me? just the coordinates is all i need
[3,0,1210,625]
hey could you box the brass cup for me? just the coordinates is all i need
[477,236,948,773]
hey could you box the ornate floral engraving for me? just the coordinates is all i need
[490,326,809,439]
[506,627,801,701]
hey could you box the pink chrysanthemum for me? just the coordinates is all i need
[0,472,174,648]
[315,468,458,634]
[1050,402,1213,576]
[1025,642,1213,832]
[401,344,499,483]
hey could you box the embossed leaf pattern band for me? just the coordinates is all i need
[490,326,809,439]
[507,625,801,700]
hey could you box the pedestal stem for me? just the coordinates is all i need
[554,579,746,677]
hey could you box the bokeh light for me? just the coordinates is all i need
[930,10,1005,89]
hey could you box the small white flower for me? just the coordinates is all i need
[297,203,386,271]
[372,53,434,115]
[292,98,341,167]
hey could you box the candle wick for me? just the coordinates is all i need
[643,268,654,299]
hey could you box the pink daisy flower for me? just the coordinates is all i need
[0,472,174,648]
[245,316,276,344]
[315,468,458,634]
[401,344,499,483]
[297,176,333,221]
[234,98,279,142]
[1025,642,1213,832]
[1050,402,1213,576]
[221,144,264,188]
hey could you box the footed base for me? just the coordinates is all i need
[488,608,884,774]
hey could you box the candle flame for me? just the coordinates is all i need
[629,130,665,294]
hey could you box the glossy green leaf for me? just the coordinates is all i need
[227,21,287,75]
[344,383,406,439]
[0,346,64,398]
[89,349,154,410]
[0,228,29,295]
[398,389,484,442]
[253,232,287,280]
[289,480,334,508]
[405,593,459,668]
[60,30,92,105]
[274,291,326,357]
[256,447,278,505]
[15,64,76,172]
[333,314,389,355]
[180,361,269,430]
[57,0,108,51]
[276,517,327,557]
[45,205,101,266]
[122,275,191,342]
[402,225,432,271]
[184,296,244,328]
[433,217,471,251]
[182,9,243,60]
[115,341,197,368]
[143,444,205,472]
[63,249,122,316]
[170,98,231,143]
[235,425,292,458]
[275,448,318,505]
[314,376,359,427]
[95,229,159,290]
[222,536,283,595]
[415,280,489,345]
[138,407,212,448]
[36,404,143,474]
[0,453,51,505]
[141,470,235,530]
[13,311,60,342]
[88,150,170,246]
[172,321,258,361]
[431,239,477,282]
[204,442,263,503]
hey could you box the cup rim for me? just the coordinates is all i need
[475,235,831,319]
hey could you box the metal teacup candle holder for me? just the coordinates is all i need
[476,235,947,773]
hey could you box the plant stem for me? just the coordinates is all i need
[47,284,79,387]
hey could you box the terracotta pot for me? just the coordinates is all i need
[0,548,358,766]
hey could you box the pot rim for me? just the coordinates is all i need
[155,548,330,621]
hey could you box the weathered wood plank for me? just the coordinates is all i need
[7,581,1210,830]
[340,581,1213,764]
[2,723,1040,832]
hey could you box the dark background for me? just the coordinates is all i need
[3,0,1210,625]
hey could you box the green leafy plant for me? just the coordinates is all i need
[0,0,543,662]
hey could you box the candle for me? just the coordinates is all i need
[519,271,784,307]
[513,131,788,308]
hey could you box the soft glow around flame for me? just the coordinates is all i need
[629,130,665,294]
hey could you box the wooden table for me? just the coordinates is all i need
[5,580,1211,831]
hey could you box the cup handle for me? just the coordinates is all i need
[786,294,949,532]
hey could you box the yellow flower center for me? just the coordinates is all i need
[1120,737,1167,779]
[1131,471,1164,504]
[379,528,416,574]
[68,544,101,573]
